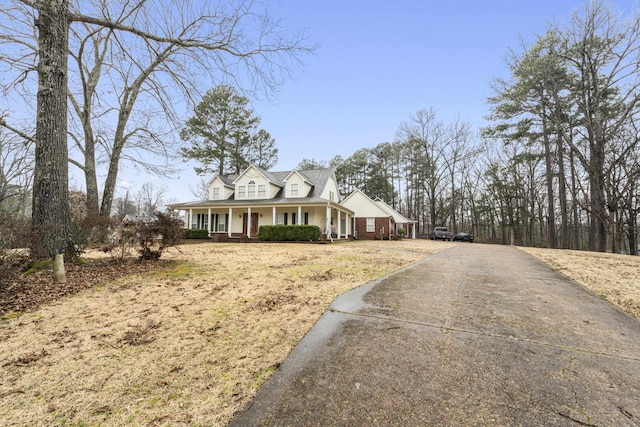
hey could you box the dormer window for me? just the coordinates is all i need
[238,186,246,198]
[212,187,220,200]
[258,184,266,198]
[248,181,256,198]
[291,183,299,197]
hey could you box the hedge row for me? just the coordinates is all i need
[183,229,209,239]
[258,225,320,241]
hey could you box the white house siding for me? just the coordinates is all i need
[283,171,313,198]
[267,182,281,198]
[341,191,389,217]
[208,177,234,200]
[318,177,339,201]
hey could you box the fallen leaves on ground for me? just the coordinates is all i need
[1,257,174,315]
[0,240,441,426]
[1,241,637,426]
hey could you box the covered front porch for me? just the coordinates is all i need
[173,201,354,240]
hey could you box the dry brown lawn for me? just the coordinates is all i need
[1,240,638,426]
[519,246,640,319]
[0,240,449,426]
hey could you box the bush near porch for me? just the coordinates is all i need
[184,229,209,239]
[259,225,320,241]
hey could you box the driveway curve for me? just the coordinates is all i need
[230,244,640,426]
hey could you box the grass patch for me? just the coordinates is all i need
[0,240,471,426]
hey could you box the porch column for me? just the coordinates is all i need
[247,207,252,238]
[337,210,342,239]
[412,223,416,239]
[208,208,212,236]
[345,213,350,238]
[298,206,302,225]
[325,204,331,239]
[188,209,193,229]
[272,206,276,225]
[228,208,233,238]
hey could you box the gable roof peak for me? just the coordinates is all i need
[207,174,235,187]
[231,164,284,186]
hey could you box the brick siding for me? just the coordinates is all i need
[354,217,393,240]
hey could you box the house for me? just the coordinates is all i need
[170,165,354,240]
[341,189,417,240]
[372,197,418,239]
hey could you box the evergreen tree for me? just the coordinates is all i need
[181,85,278,175]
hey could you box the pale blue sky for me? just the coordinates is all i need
[249,0,636,172]
[141,0,639,202]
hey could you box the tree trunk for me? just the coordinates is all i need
[32,0,71,259]
[589,137,607,252]
[99,87,136,217]
[557,134,569,249]
[569,150,581,249]
[542,113,557,249]
[450,168,457,233]
[628,218,637,256]
[100,143,123,217]
[555,101,569,249]
[627,178,638,255]
[84,137,100,215]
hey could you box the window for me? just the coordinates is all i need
[291,183,299,197]
[329,191,335,201]
[238,186,246,198]
[258,184,266,198]
[276,213,289,225]
[212,187,220,200]
[248,181,256,198]
[216,214,227,232]
[291,212,297,225]
[303,212,309,225]
[366,217,375,232]
[194,214,208,230]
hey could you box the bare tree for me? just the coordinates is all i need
[135,182,168,215]
[397,108,453,230]
[444,117,478,234]
[189,178,210,201]
[111,190,137,221]
[0,124,33,216]
[552,1,640,251]
[0,0,311,257]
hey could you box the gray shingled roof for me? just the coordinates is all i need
[253,165,285,186]
[171,167,338,207]
[297,169,334,198]
[171,196,340,208]
[232,167,335,199]
[219,175,236,186]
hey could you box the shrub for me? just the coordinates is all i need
[184,229,209,239]
[0,212,30,256]
[258,225,320,242]
[136,211,184,260]
[211,233,229,242]
[70,211,114,257]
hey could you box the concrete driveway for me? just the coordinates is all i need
[230,244,640,426]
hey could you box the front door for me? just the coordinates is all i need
[242,213,259,237]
